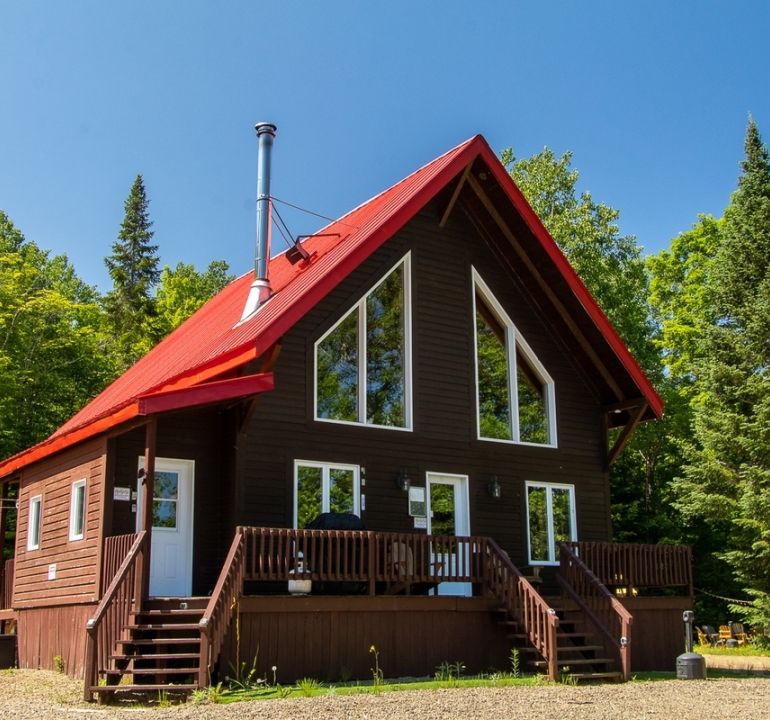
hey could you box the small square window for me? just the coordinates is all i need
[69,479,86,541]
[28,494,42,550]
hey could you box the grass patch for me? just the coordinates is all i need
[696,643,770,657]
[216,674,549,703]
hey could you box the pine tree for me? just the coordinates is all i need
[674,118,770,627]
[105,175,160,368]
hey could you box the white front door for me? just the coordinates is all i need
[426,472,471,596]
[137,457,195,597]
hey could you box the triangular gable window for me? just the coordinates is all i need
[472,268,556,446]
[314,254,412,430]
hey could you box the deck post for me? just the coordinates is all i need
[139,417,157,602]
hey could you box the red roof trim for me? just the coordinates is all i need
[471,138,663,419]
[137,372,274,415]
[0,403,140,477]
[0,133,661,479]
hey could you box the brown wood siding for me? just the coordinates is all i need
[620,596,692,671]
[14,439,106,608]
[16,602,95,677]
[108,409,233,595]
[219,596,509,683]
[237,202,611,567]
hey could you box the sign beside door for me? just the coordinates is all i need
[137,457,195,597]
[426,472,471,596]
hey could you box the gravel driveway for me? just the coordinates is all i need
[1,670,768,720]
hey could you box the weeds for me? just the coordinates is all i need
[369,645,384,692]
[509,648,520,678]
[434,660,465,681]
[296,677,321,697]
[53,656,64,673]
[227,653,264,691]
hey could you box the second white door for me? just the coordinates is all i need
[137,457,195,597]
[426,472,471,596]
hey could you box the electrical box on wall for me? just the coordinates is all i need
[48,563,56,580]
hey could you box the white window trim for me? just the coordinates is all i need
[471,267,557,447]
[293,460,361,529]
[525,481,577,566]
[313,253,413,431]
[27,494,42,551]
[69,478,87,541]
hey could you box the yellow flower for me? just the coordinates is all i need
[369,645,376,653]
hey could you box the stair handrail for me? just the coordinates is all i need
[484,538,560,681]
[556,542,633,681]
[198,526,246,688]
[83,531,146,701]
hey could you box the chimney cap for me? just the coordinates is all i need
[255,122,277,137]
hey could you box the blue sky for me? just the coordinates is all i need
[2,1,769,291]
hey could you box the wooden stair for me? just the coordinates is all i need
[495,595,623,683]
[89,598,208,700]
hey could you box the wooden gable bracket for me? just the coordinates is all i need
[239,342,283,432]
[465,173,625,401]
[606,401,648,468]
[439,163,473,228]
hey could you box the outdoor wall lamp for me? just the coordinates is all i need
[396,469,410,492]
[487,475,502,499]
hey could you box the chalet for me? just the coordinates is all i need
[0,125,693,699]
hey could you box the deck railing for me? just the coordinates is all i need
[199,527,246,687]
[557,543,633,681]
[241,527,487,590]
[1,558,13,610]
[84,531,146,701]
[565,541,692,594]
[101,533,140,593]
[239,527,558,678]
[484,539,559,680]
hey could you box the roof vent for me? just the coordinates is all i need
[241,122,277,321]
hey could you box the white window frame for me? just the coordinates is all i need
[27,494,42,550]
[313,253,413,431]
[472,267,557,447]
[525,481,577,566]
[69,478,87,541]
[293,460,361,528]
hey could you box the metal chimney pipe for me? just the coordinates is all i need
[241,121,277,321]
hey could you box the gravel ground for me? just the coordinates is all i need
[2,670,769,720]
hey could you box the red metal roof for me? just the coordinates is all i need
[0,134,661,478]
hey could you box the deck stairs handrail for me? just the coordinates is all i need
[483,538,559,680]
[556,542,632,681]
[198,527,246,687]
[84,531,146,701]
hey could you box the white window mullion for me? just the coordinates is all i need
[358,298,367,423]
[508,327,520,442]
[403,255,413,429]
[545,487,555,562]
[322,466,330,514]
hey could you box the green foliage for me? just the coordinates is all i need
[134,260,232,357]
[104,174,160,369]
[673,118,770,627]
[510,647,520,678]
[0,211,118,459]
[502,147,657,372]
[296,677,321,696]
[434,660,465,681]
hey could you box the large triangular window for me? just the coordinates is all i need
[473,268,556,446]
[314,254,412,429]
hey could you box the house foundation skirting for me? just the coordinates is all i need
[618,596,692,671]
[16,602,97,678]
[219,596,510,684]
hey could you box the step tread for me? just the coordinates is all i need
[118,638,201,646]
[533,658,615,667]
[110,653,201,661]
[102,667,199,676]
[90,684,197,694]
[126,623,201,631]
